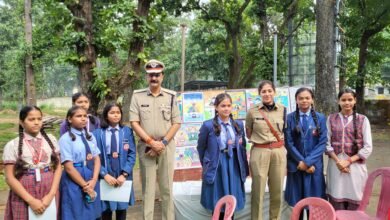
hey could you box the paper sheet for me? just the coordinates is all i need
[28,198,56,220]
[100,180,132,202]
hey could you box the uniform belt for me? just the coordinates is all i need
[25,166,50,175]
[220,148,237,153]
[253,141,284,149]
[73,162,85,167]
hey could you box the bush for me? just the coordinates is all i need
[0,101,20,111]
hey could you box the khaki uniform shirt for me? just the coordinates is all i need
[245,102,286,144]
[129,87,181,142]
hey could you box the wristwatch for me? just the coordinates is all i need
[121,171,129,178]
[162,138,169,146]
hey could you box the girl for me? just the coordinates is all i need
[93,103,136,220]
[326,88,372,210]
[3,106,61,220]
[197,93,249,219]
[59,106,102,219]
[284,88,327,218]
[60,92,100,136]
[245,80,286,220]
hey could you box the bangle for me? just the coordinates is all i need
[145,137,153,145]
[347,157,353,164]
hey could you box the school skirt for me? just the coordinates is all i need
[60,165,102,220]
[5,170,59,220]
[101,155,135,212]
[200,149,246,212]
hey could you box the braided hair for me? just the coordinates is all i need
[212,93,241,136]
[294,87,320,136]
[66,106,92,141]
[338,88,359,153]
[14,106,58,179]
[72,92,96,125]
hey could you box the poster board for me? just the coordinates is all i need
[173,87,297,170]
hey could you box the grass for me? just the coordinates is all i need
[0,174,8,190]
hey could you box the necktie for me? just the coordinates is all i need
[302,114,309,133]
[222,123,233,158]
[110,128,120,173]
[80,133,94,170]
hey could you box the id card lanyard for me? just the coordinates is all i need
[24,139,43,182]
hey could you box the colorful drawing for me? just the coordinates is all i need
[274,87,289,110]
[203,90,224,120]
[176,93,183,122]
[245,89,261,110]
[175,123,202,147]
[227,90,247,119]
[175,146,201,170]
[183,92,204,123]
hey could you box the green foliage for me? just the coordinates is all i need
[340,0,390,87]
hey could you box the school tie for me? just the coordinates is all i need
[80,133,94,170]
[110,128,120,173]
[302,114,309,132]
[222,123,233,158]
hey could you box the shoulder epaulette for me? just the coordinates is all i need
[133,88,148,93]
[161,88,177,96]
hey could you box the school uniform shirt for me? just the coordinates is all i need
[59,128,102,220]
[3,132,59,168]
[59,128,100,164]
[93,125,137,211]
[3,133,60,220]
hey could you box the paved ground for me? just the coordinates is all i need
[0,126,388,219]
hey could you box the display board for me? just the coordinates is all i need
[174,87,299,170]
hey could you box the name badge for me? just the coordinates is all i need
[35,168,41,182]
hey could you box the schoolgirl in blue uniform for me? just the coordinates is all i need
[197,93,249,219]
[93,103,136,220]
[284,88,327,219]
[59,106,102,220]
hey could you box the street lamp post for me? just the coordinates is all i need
[180,24,187,92]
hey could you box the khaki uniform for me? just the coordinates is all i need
[245,102,287,220]
[130,88,181,220]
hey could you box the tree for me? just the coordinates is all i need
[340,0,390,112]
[314,0,337,115]
[24,0,37,105]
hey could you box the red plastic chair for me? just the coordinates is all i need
[211,195,237,220]
[335,167,390,220]
[291,197,336,220]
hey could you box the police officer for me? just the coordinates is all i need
[130,59,181,220]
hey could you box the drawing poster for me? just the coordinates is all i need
[182,92,204,123]
[174,146,201,170]
[176,93,183,122]
[226,90,247,119]
[274,87,290,111]
[245,89,261,110]
[203,90,224,120]
[175,123,202,147]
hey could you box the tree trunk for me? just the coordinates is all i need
[24,0,36,105]
[227,27,242,89]
[66,0,99,113]
[355,34,369,112]
[314,0,337,116]
[105,0,152,120]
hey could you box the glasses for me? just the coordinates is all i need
[148,73,161,78]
